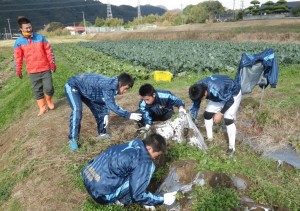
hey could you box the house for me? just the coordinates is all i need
[65,26,86,35]
[215,13,234,22]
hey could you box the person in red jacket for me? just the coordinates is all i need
[14,16,56,116]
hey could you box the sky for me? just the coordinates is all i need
[109,0,299,10]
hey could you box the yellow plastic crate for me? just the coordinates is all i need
[153,71,173,82]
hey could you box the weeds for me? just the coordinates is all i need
[192,185,240,210]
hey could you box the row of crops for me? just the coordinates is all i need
[78,40,300,74]
[55,43,151,79]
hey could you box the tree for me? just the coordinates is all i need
[142,14,161,24]
[183,4,209,24]
[262,1,275,14]
[79,21,92,27]
[277,0,287,5]
[95,17,105,27]
[250,0,260,6]
[248,0,261,15]
[200,1,225,20]
[291,3,300,16]
[46,22,64,32]
[274,0,289,13]
[104,18,124,27]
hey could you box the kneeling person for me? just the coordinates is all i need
[82,134,177,207]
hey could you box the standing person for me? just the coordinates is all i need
[82,133,177,208]
[189,74,242,157]
[14,16,56,116]
[64,72,142,151]
[137,83,186,132]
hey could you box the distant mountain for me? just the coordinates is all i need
[0,0,166,34]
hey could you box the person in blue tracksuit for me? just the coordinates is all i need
[137,83,186,132]
[64,73,142,151]
[82,134,177,207]
[189,75,242,157]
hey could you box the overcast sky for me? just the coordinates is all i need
[108,0,299,10]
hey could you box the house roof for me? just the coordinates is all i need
[65,26,85,31]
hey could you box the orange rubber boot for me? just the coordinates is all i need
[37,98,48,116]
[45,95,55,110]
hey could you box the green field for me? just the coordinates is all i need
[0,20,300,210]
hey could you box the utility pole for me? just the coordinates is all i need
[137,0,142,24]
[180,4,184,25]
[233,0,236,20]
[4,28,8,40]
[81,11,87,34]
[7,18,12,39]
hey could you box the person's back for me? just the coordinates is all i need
[197,74,240,102]
[83,139,152,196]
[67,73,118,101]
[82,134,174,206]
[189,74,242,157]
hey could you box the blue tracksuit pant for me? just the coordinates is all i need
[65,83,107,141]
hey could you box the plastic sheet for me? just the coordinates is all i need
[155,165,205,211]
[153,113,207,150]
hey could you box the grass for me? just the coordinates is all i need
[0,36,299,210]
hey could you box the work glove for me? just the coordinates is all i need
[137,124,151,132]
[129,113,142,121]
[163,191,177,205]
[179,107,186,118]
[50,63,57,72]
[103,115,109,128]
[16,69,23,79]
[144,205,156,210]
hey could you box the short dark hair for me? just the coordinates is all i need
[189,83,206,102]
[142,134,166,153]
[139,83,155,96]
[118,73,134,88]
[18,16,31,27]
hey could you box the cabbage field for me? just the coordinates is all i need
[77,40,300,75]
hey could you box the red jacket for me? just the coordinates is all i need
[14,33,55,74]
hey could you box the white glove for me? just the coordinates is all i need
[145,124,151,130]
[129,113,142,121]
[179,107,186,117]
[137,124,151,132]
[163,191,177,205]
[103,115,109,128]
[144,205,156,210]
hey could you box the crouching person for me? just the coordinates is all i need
[82,134,177,208]
[137,83,186,134]
[64,72,142,151]
[189,74,242,157]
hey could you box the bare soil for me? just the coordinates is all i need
[0,19,299,210]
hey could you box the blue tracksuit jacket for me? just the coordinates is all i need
[66,73,130,118]
[82,139,164,206]
[139,90,185,125]
[189,75,241,120]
